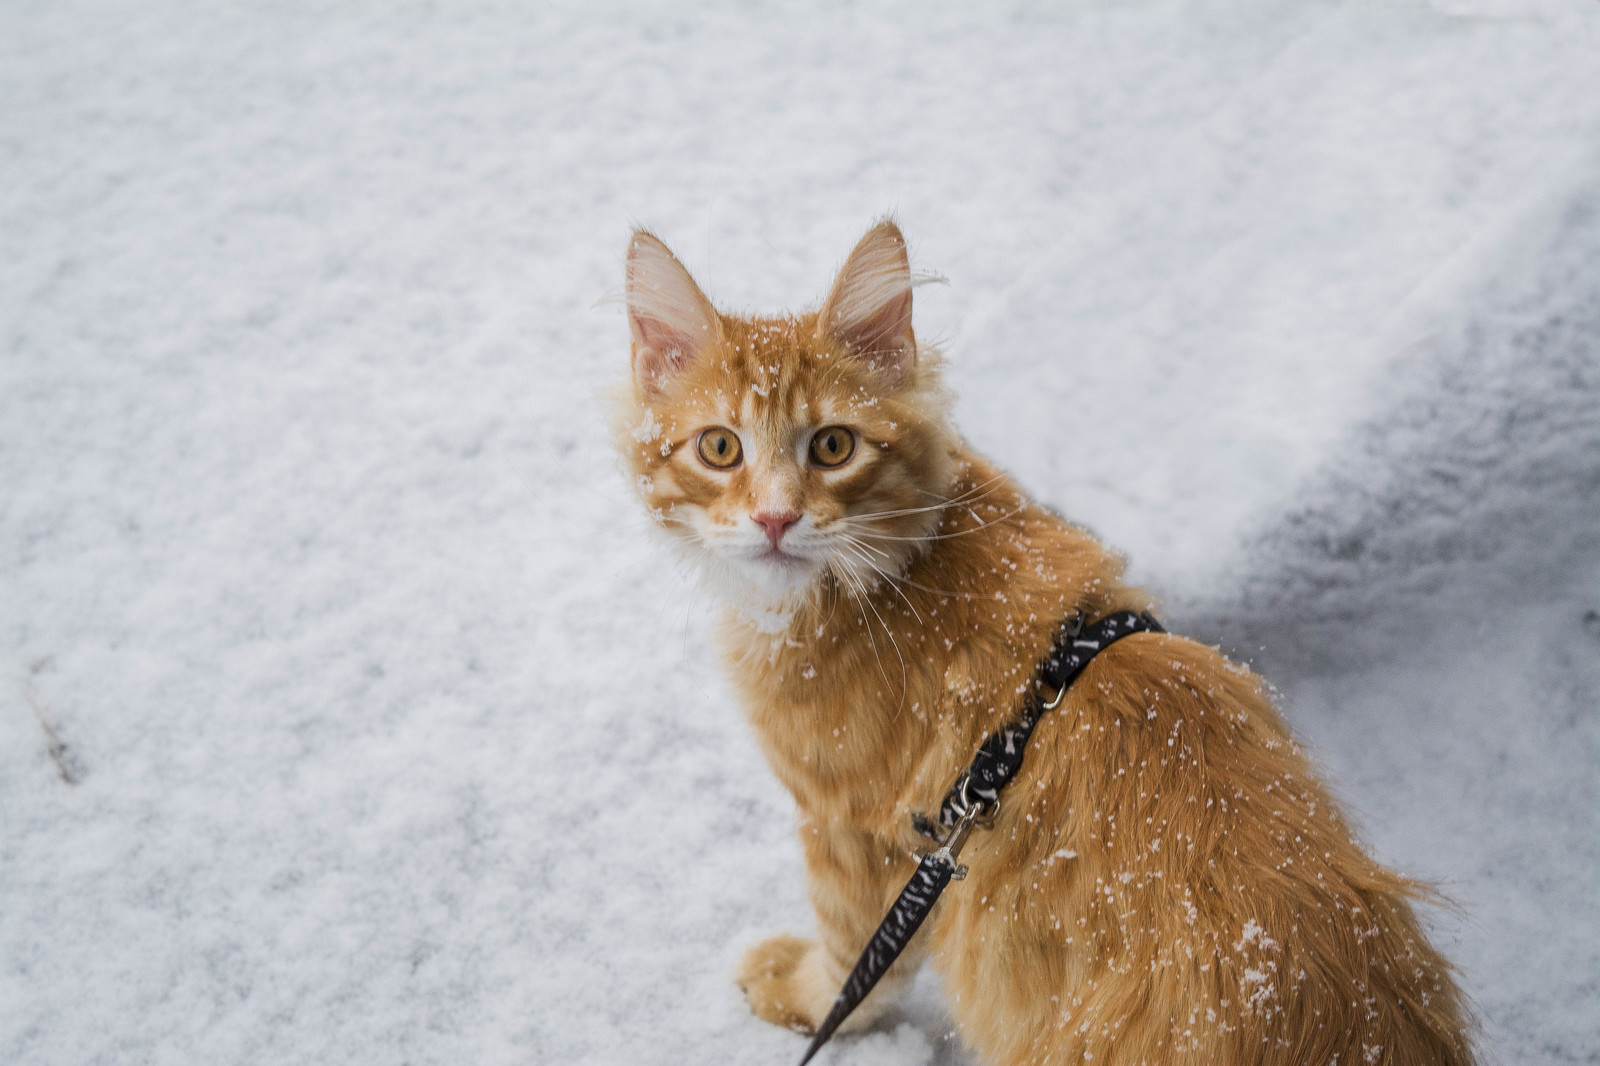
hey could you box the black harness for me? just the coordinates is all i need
[797,609,1166,1065]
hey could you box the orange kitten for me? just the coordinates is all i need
[615,221,1474,1066]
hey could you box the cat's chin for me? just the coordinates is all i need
[695,549,828,633]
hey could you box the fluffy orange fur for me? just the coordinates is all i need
[614,221,1474,1065]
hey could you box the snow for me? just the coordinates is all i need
[2,1,1596,1064]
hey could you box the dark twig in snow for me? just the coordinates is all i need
[26,656,83,785]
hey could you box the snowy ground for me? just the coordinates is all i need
[3,2,1597,1064]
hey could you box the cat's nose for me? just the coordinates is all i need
[752,511,801,549]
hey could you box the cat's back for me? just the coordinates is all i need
[940,612,1475,1066]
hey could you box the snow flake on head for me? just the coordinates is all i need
[1234,918,1278,952]
[1240,965,1277,1013]
[632,407,662,443]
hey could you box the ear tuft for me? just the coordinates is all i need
[819,220,916,384]
[626,231,719,394]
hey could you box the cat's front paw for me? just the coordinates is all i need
[735,934,830,1034]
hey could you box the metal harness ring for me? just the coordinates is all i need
[954,773,998,828]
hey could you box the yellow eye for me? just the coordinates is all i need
[696,427,743,469]
[808,426,856,468]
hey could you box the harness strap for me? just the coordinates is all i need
[796,609,1165,1066]
[938,609,1165,829]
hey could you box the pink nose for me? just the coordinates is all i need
[752,511,801,549]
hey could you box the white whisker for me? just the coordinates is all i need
[843,500,1029,542]
[842,555,909,713]
[833,554,906,710]
[836,539,924,626]
[843,475,1009,523]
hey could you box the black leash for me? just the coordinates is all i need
[796,609,1165,1065]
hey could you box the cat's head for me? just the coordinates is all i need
[614,220,957,625]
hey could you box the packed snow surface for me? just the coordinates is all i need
[3,1,1597,1063]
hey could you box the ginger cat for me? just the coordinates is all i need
[614,220,1474,1066]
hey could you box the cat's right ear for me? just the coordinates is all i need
[819,220,916,386]
[626,231,720,395]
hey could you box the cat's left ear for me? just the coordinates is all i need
[819,220,916,385]
[626,230,720,395]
